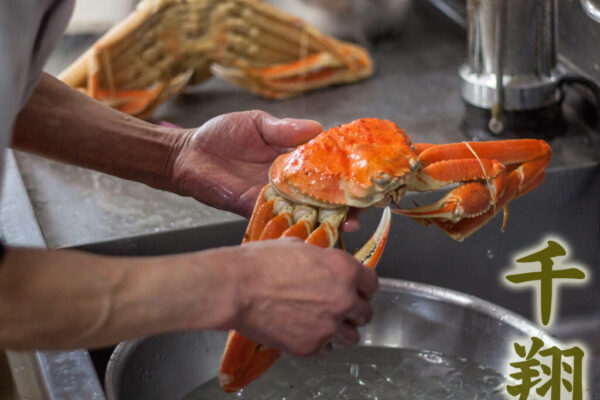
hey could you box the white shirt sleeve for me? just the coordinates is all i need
[0,0,74,181]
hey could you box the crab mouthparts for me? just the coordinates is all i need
[371,183,408,208]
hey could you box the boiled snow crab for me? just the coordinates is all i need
[218,118,552,392]
[59,0,372,118]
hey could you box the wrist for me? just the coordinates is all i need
[164,126,194,195]
[196,247,247,331]
[167,126,217,202]
[147,248,244,333]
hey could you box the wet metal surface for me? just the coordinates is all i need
[14,152,240,248]
[0,152,46,247]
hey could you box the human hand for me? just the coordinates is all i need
[170,111,322,218]
[208,239,378,356]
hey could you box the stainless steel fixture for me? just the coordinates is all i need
[460,0,562,134]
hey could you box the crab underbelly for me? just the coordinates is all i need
[268,174,407,209]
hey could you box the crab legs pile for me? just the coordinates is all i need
[218,118,551,392]
[59,0,373,118]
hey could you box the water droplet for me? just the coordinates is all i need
[487,249,494,259]
[483,374,502,388]
[419,351,443,364]
[350,363,359,378]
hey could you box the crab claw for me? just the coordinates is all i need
[354,207,391,268]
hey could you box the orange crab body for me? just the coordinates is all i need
[218,118,551,392]
[271,118,420,208]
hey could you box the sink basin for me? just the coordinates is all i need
[103,279,558,400]
[75,163,600,397]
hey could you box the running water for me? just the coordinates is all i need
[182,347,521,400]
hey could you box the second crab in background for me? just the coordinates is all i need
[59,0,373,118]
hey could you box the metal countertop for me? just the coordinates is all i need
[8,1,600,248]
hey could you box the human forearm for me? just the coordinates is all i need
[11,73,190,193]
[0,240,377,356]
[0,247,238,350]
[12,79,324,216]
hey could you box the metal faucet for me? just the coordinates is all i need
[459,0,562,134]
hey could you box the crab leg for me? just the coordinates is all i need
[60,0,374,115]
[398,158,508,223]
[220,185,287,392]
[437,154,549,238]
[242,185,276,243]
[219,332,282,393]
[220,204,346,393]
[305,208,347,247]
[219,188,391,392]
[258,197,294,240]
[244,187,318,242]
[209,0,372,98]
[276,205,316,241]
[396,140,551,239]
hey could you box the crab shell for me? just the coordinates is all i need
[269,118,421,208]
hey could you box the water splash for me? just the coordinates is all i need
[183,347,536,400]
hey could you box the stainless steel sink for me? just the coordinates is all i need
[103,278,560,400]
[74,162,600,398]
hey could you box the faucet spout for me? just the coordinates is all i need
[460,0,561,135]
